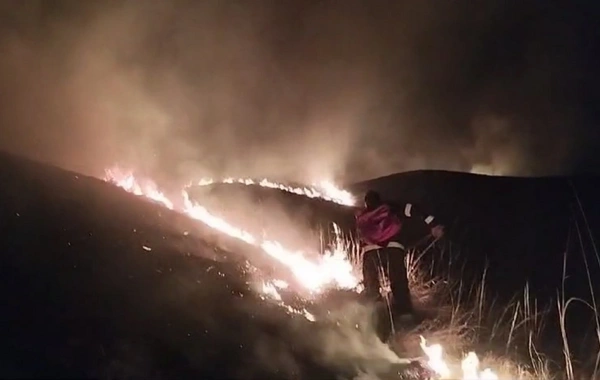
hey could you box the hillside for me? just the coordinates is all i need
[3,150,600,378]
[353,171,600,362]
[0,152,419,379]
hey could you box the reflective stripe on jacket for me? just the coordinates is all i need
[362,241,405,254]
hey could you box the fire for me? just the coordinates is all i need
[181,191,360,293]
[420,336,451,378]
[260,280,283,301]
[104,167,174,210]
[104,166,503,380]
[190,177,356,206]
[259,239,359,292]
[105,167,361,293]
[420,336,500,379]
[182,192,256,245]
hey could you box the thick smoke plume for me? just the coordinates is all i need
[0,0,598,184]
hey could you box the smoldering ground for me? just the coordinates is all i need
[0,0,598,185]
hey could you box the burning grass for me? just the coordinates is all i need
[103,166,600,379]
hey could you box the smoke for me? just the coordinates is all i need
[246,298,407,379]
[0,0,598,184]
[307,302,404,369]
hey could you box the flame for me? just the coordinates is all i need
[259,240,359,292]
[190,177,356,206]
[105,167,361,294]
[420,336,500,379]
[261,281,283,301]
[104,167,174,210]
[182,192,256,245]
[420,336,452,378]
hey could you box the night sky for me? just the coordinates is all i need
[0,0,598,184]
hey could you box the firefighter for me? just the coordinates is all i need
[355,189,444,324]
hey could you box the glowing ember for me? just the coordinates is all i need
[271,279,289,289]
[258,280,315,321]
[190,177,356,206]
[261,281,283,301]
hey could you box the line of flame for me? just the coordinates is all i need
[190,177,356,206]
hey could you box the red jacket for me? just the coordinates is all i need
[355,203,402,247]
[355,200,439,252]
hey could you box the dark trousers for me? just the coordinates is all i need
[362,247,413,316]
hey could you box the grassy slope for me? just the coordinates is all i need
[4,149,600,378]
[353,171,600,373]
[1,152,438,380]
[0,153,348,379]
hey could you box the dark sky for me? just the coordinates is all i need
[0,0,598,185]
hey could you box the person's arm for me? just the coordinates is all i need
[403,202,438,226]
[390,200,444,238]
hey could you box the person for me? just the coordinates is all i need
[355,189,444,326]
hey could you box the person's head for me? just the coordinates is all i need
[364,189,382,210]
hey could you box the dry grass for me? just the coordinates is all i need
[330,231,554,379]
[556,182,600,380]
[402,245,554,379]
[399,212,600,380]
[326,210,600,379]
[329,224,550,378]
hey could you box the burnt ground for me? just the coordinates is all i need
[2,150,600,378]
